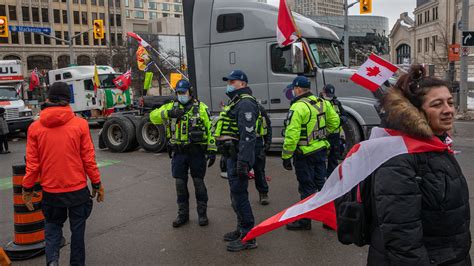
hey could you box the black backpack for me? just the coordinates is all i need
[335,153,429,247]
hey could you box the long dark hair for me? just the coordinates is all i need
[392,65,450,109]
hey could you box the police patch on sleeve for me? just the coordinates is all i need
[245,112,253,121]
[245,126,254,133]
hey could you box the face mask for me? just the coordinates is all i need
[291,89,296,98]
[226,85,236,94]
[177,95,190,104]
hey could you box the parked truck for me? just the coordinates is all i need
[0,60,34,133]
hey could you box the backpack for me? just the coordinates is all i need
[335,153,429,247]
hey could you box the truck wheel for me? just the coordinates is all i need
[123,115,141,151]
[340,116,362,158]
[136,115,167,153]
[102,117,137,152]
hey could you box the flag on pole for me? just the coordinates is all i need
[113,69,132,91]
[350,54,398,92]
[143,72,153,90]
[276,0,298,47]
[127,32,150,48]
[29,68,39,91]
[93,65,100,92]
[243,127,451,242]
[136,44,152,71]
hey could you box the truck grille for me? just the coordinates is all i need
[5,108,19,120]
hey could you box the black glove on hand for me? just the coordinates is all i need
[236,160,249,179]
[206,154,216,168]
[168,108,185,118]
[282,158,293,171]
[264,138,272,151]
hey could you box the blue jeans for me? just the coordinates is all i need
[42,200,93,266]
[253,138,268,194]
[327,133,341,177]
[226,157,255,235]
[293,149,327,199]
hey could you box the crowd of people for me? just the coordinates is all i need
[20,64,470,265]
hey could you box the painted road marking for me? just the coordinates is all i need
[0,159,121,191]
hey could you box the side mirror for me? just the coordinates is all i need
[291,42,305,74]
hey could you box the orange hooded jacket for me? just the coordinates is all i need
[23,105,101,193]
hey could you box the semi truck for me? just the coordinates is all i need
[0,60,34,133]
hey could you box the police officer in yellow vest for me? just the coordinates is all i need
[150,79,217,228]
[282,76,340,230]
[212,70,260,252]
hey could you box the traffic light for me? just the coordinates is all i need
[93,19,104,40]
[0,16,9,38]
[360,0,372,14]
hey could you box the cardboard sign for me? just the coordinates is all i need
[448,44,461,61]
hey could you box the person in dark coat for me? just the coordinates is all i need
[367,65,471,266]
[0,107,10,154]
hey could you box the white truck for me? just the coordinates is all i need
[0,60,34,133]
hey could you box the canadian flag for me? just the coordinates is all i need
[29,68,40,92]
[243,127,451,242]
[276,0,298,47]
[350,54,399,92]
[127,32,150,48]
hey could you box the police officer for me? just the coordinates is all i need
[253,104,271,205]
[282,76,339,230]
[212,70,260,252]
[320,84,347,177]
[150,79,217,228]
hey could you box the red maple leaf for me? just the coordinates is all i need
[366,66,381,77]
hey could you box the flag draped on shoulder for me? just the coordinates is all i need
[276,0,298,47]
[243,127,451,242]
[113,69,132,91]
[93,65,100,92]
[29,68,39,91]
[350,54,398,92]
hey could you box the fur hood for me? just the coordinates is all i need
[381,88,433,139]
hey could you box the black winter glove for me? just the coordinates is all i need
[264,138,272,151]
[236,160,250,179]
[168,108,185,118]
[282,158,293,171]
[206,154,216,168]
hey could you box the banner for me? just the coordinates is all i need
[144,72,153,90]
[104,89,131,109]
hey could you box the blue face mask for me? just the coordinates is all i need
[226,85,236,94]
[177,95,190,104]
[291,89,296,98]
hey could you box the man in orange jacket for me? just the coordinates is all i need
[22,82,104,266]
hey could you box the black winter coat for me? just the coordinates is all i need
[368,88,471,265]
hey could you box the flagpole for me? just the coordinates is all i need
[286,1,314,70]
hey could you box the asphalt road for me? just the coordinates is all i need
[1,122,474,265]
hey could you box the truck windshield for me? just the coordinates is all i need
[0,87,19,101]
[84,74,121,90]
[307,39,343,69]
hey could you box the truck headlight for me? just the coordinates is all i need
[19,111,33,117]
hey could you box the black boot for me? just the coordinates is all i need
[197,204,208,226]
[286,219,311,231]
[259,193,269,205]
[173,203,189,228]
[223,230,241,242]
[226,237,258,252]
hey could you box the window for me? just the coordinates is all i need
[73,0,78,3]
[435,7,438,20]
[149,2,158,10]
[174,5,182,12]
[135,11,144,19]
[162,3,170,11]
[34,34,41,44]
[8,6,17,21]
[83,32,89,45]
[91,0,97,5]
[11,31,19,44]
[24,32,32,44]
[81,0,86,4]
[94,37,99,46]
[41,8,49,22]
[117,33,123,46]
[101,33,106,45]
[63,72,72,79]
[0,5,5,17]
[64,31,69,42]
[432,35,437,51]
[270,44,311,74]
[99,0,104,6]
[81,12,87,25]
[62,10,68,24]
[115,0,121,7]
[99,13,105,23]
[149,12,158,19]
[217,13,244,33]
[163,13,168,17]
[55,74,61,80]
[22,6,30,21]
[426,10,430,22]
[54,10,60,23]
[75,32,82,45]
[417,39,422,53]
[424,37,429,52]
[92,12,97,21]
[55,31,62,45]
[111,33,116,46]
[174,14,180,18]
[125,0,129,7]
[44,36,51,44]
[125,10,130,18]
[74,11,80,24]
[116,14,121,26]
[110,14,115,26]
[134,0,143,8]
[32,7,39,22]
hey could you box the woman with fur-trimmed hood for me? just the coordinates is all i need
[367,65,471,265]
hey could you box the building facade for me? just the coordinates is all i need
[123,0,183,34]
[288,0,344,17]
[0,0,125,74]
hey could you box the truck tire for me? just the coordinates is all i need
[341,116,362,157]
[123,115,141,151]
[102,117,137,152]
[136,114,167,153]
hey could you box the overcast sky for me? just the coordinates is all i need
[266,0,417,31]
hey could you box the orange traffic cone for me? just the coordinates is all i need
[0,248,12,265]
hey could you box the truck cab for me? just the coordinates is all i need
[0,60,33,133]
[183,0,383,150]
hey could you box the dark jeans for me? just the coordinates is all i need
[293,149,327,199]
[42,200,93,266]
[327,133,341,177]
[0,134,8,151]
[226,157,255,236]
[171,149,208,215]
[253,138,268,194]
